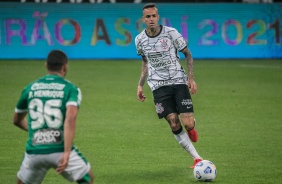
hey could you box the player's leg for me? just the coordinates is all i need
[165,112,202,168]
[17,178,24,184]
[153,86,182,132]
[180,112,198,142]
[165,113,182,131]
[17,153,49,184]
[166,113,201,155]
[153,86,200,163]
[174,84,198,142]
[55,149,94,183]
[164,111,199,157]
[174,85,202,167]
[76,168,94,184]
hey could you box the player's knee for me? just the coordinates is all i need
[184,119,196,131]
[165,113,181,131]
[180,113,195,130]
[171,123,181,131]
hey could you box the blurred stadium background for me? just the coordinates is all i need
[0,0,281,59]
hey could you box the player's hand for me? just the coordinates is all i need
[56,153,70,174]
[137,86,146,102]
[188,79,197,95]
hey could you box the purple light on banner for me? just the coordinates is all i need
[198,19,219,46]
[55,21,64,44]
[5,19,28,45]
[222,19,242,46]
[55,19,81,46]
[181,16,188,42]
[31,12,54,45]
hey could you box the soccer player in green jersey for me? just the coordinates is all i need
[13,50,94,184]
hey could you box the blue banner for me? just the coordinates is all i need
[0,3,281,59]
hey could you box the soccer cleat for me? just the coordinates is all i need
[190,158,202,169]
[187,128,198,142]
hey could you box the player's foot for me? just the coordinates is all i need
[187,128,198,142]
[190,158,202,169]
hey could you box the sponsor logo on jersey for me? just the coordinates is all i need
[32,128,62,145]
[157,77,186,86]
[151,60,171,68]
[31,82,65,90]
[148,52,162,58]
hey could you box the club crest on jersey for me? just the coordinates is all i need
[160,39,168,50]
[155,103,164,114]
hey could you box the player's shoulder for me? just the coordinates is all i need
[22,77,43,91]
[136,29,146,37]
[63,78,78,88]
[162,25,178,34]
[53,77,79,92]
[135,30,146,41]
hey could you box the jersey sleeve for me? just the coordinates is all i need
[135,35,145,57]
[66,86,82,108]
[170,28,187,51]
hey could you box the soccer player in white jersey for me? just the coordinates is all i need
[135,3,203,168]
[13,50,94,184]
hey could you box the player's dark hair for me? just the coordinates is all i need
[143,3,157,11]
[46,50,68,71]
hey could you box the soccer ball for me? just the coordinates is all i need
[193,160,217,182]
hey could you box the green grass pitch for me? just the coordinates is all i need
[0,59,282,183]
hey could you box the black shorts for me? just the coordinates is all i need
[153,84,194,119]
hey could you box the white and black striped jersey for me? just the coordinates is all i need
[135,25,188,91]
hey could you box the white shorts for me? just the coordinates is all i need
[17,149,91,184]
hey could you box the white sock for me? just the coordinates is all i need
[173,129,201,159]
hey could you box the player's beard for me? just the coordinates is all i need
[148,22,157,29]
[149,24,159,33]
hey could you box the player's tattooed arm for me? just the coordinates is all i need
[138,56,148,87]
[182,47,194,80]
[137,56,148,102]
[182,47,197,94]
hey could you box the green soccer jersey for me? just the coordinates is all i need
[15,75,82,154]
